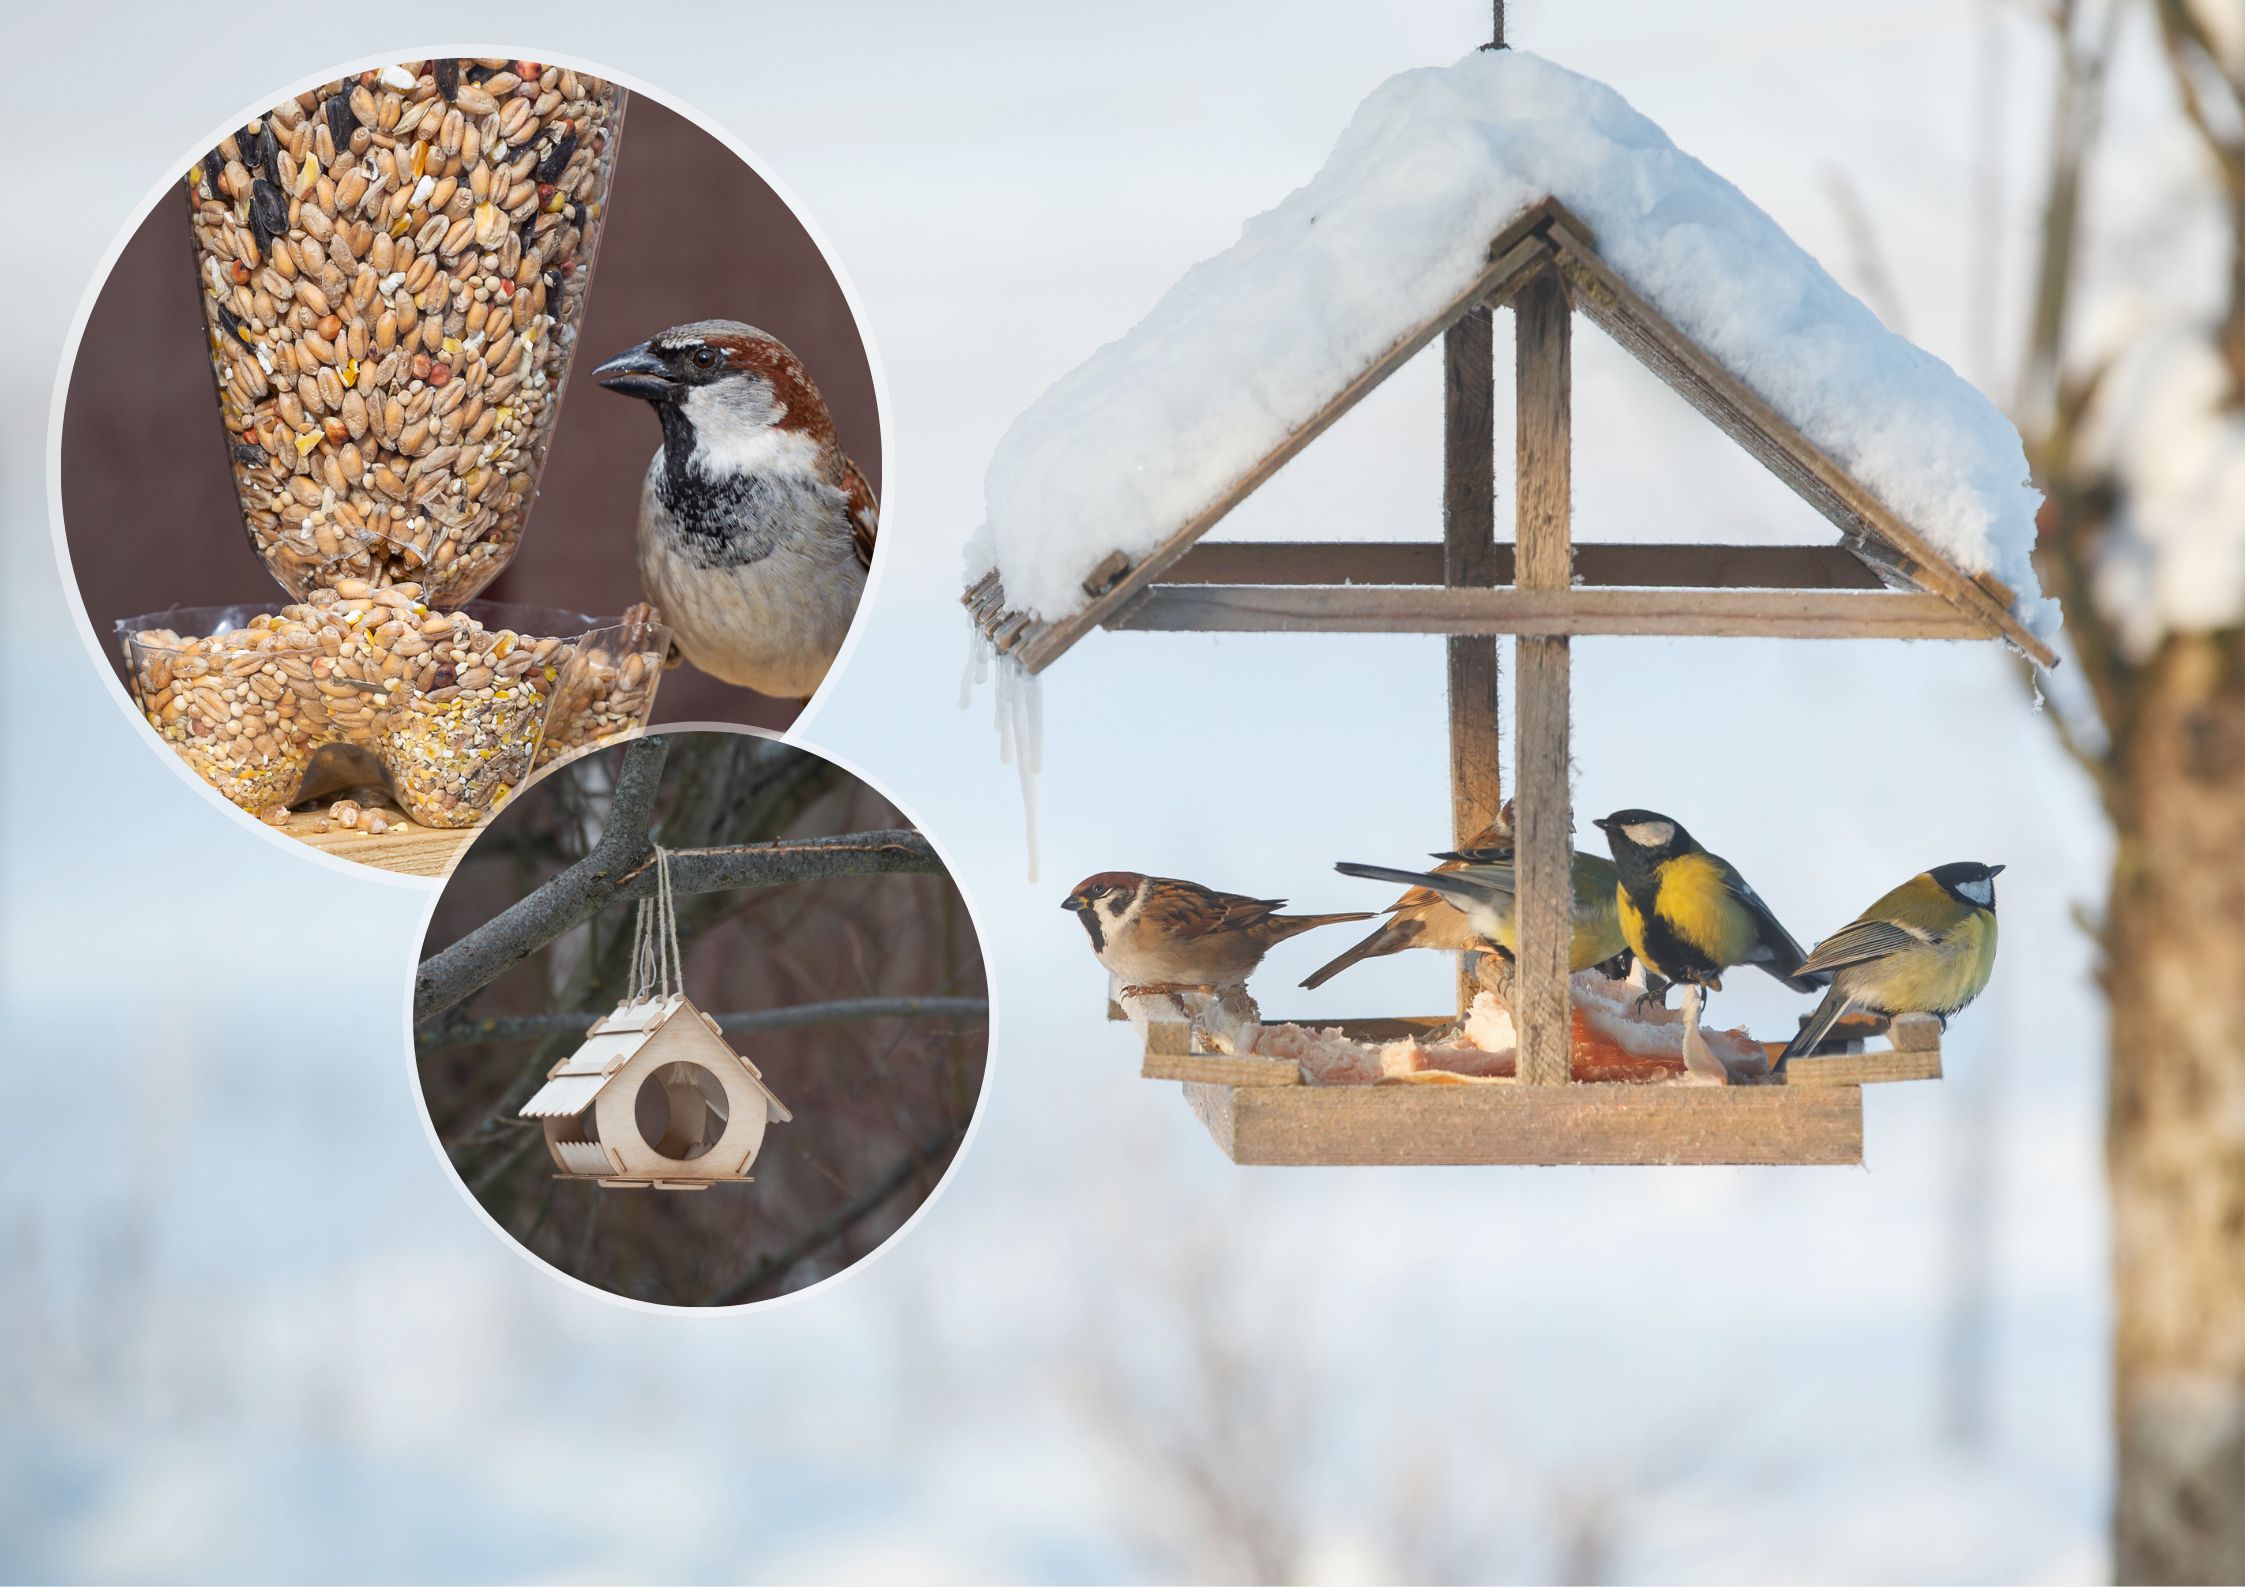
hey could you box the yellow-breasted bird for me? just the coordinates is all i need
[1332,847,1628,975]
[1593,809,1828,997]
[1780,862,2003,1063]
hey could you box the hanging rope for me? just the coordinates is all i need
[626,846,683,1003]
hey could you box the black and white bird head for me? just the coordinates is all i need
[1592,809,1693,865]
[1061,872,1147,953]
[1928,860,2004,911]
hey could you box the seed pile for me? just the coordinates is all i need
[188,59,623,607]
[125,582,563,827]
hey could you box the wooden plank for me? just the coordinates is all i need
[998,206,1570,673]
[1780,1048,1944,1087]
[1186,1081,1864,1166]
[1105,585,1990,639]
[1512,264,1574,1088]
[1444,305,1502,1018]
[1159,541,1888,589]
[280,807,475,877]
[1142,1051,1302,1086]
[1543,212,2058,668]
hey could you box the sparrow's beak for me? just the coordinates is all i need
[1061,894,1087,913]
[593,342,681,401]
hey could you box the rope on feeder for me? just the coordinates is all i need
[626,845,684,1003]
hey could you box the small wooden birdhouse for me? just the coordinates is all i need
[521,993,793,1190]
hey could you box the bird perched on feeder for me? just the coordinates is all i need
[594,320,877,701]
[1328,847,1628,981]
[1593,810,1827,998]
[1300,812,1515,990]
[1779,862,2003,1066]
[1062,872,1372,996]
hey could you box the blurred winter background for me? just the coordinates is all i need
[4,1,2235,1580]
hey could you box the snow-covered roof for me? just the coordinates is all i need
[519,995,792,1122]
[966,48,2060,662]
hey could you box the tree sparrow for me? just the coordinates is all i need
[1062,871,1371,995]
[594,320,876,700]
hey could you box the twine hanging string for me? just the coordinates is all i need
[626,846,684,1004]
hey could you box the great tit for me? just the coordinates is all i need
[1780,861,2003,1063]
[1593,809,1828,997]
[1332,848,1628,975]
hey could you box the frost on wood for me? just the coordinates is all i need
[970,48,2057,639]
[961,629,1043,881]
[2083,323,2245,655]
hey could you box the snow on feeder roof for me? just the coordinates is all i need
[963,48,2060,671]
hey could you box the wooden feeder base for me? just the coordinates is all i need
[1184,1077,1862,1166]
[1129,1001,1943,1167]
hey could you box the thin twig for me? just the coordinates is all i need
[419,996,990,1048]
[416,826,943,1022]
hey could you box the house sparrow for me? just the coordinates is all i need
[1300,811,1512,989]
[594,320,876,700]
[1062,872,1372,995]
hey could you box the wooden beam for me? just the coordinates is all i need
[1444,304,1502,1017]
[1105,585,1992,640]
[1512,265,1574,1088]
[1142,1051,1302,1086]
[1779,1047,1944,1086]
[1184,1081,1865,1166]
[996,205,1571,673]
[1159,541,1889,589]
[1543,213,2059,668]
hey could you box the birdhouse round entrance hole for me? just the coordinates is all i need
[636,1061,730,1161]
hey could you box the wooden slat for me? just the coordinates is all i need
[1444,306,1502,1018]
[1542,210,2058,668]
[1106,585,1990,639]
[280,807,476,877]
[1779,1047,1944,1087]
[1513,264,1574,1088]
[1185,1081,1864,1166]
[1160,541,1889,589]
[995,204,1572,673]
[1142,1051,1302,1086]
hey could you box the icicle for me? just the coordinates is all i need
[961,622,1042,882]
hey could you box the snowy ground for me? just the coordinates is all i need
[1,0,2186,1579]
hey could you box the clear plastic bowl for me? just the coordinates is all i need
[119,600,667,826]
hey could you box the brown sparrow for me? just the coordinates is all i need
[1300,809,1513,990]
[594,320,876,701]
[1062,871,1372,994]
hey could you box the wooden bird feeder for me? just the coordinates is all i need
[521,993,793,1189]
[965,193,2054,1167]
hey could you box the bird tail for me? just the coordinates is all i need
[1755,957,1834,995]
[1269,910,1376,944]
[1335,860,1447,893]
[1301,917,1423,990]
[1781,986,1857,1064]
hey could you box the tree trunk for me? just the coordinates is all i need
[2107,629,2245,1584]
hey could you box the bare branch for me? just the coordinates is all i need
[419,996,990,1048]
[702,1117,969,1305]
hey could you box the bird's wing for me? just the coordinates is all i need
[841,455,878,569]
[1143,879,1287,941]
[1717,861,1828,988]
[1795,917,1930,976]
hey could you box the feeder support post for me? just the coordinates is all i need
[1513,264,1574,1085]
[1443,306,1502,1017]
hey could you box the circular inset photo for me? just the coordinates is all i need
[60,57,882,877]
[410,727,986,1308]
